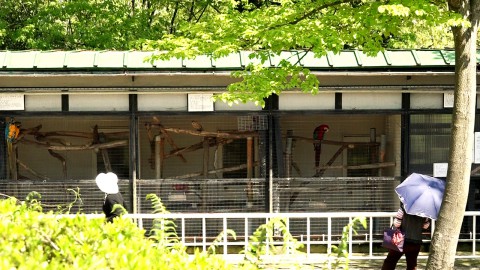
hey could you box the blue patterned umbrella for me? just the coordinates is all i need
[395,173,446,220]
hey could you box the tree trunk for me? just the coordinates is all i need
[426,1,479,269]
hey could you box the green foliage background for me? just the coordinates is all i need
[0,0,464,106]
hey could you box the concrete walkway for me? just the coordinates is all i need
[348,258,480,270]
[224,253,480,269]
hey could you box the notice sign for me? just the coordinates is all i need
[433,163,448,178]
[188,93,214,112]
[443,92,454,108]
[0,93,25,110]
[475,132,480,164]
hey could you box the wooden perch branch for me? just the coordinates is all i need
[164,138,233,159]
[171,161,259,179]
[39,131,93,138]
[290,136,380,147]
[17,159,50,180]
[48,150,67,179]
[147,123,258,138]
[23,124,128,140]
[155,123,187,163]
[20,139,127,151]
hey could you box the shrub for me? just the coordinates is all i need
[0,193,366,270]
[0,196,234,269]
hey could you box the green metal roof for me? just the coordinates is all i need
[0,49,471,71]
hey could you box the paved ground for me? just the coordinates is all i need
[226,253,480,269]
[349,258,480,270]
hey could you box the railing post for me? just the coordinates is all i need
[327,216,332,269]
[327,217,332,255]
[307,217,311,255]
[473,215,476,256]
[369,216,373,257]
[182,218,185,244]
[202,217,206,252]
[223,217,227,255]
[349,217,353,256]
[244,217,249,254]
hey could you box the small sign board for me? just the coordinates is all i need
[443,92,454,108]
[0,93,25,110]
[475,132,480,164]
[188,93,214,112]
[433,163,448,178]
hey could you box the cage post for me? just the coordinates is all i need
[155,135,164,179]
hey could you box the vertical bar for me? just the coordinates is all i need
[223,217,227,255]
[247,137,253,178]
[307,217,311,255]
[245,217,249,254]
[266,217,269,254]
[138,216,143,229]
[201,140,209,211]
[268,116,273,213]
[202,217,206,252]
[182,218,186,244]
[246,137,254,209]
[327,217,332,269]
[129,95,138,214]
[473,215,476,255]
[349,217,353,256]
[327,217,332,255]
[369,216,373,257]
[155,135,164,178]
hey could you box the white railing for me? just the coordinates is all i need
[73,211,480,260]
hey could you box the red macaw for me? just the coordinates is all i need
[313,124,329,168]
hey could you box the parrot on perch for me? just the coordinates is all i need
[313,124,329,168]
[5,118,20,145]
[5,118,21,175]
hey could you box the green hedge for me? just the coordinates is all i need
[0,197,239,269]
[0,193,363,269]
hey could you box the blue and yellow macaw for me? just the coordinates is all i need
[5,118,21,158]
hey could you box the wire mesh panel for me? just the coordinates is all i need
[2,116,130,181]
[277,113,400,179]
[0,112,403,225]
[278,177,399,212]
[139,114,267,181]
[237,115,268,131]
[137,178,266,212]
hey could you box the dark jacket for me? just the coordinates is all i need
[393,206,430,244]
[103,193,127,223]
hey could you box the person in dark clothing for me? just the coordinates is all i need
[381,206,430,270]
[95,172,127,223]
[103,192,127,223]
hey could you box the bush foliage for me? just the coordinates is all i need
[0,193,365,269]
[0,196,236,269]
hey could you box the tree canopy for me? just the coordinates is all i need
[143,0,460,106]
[0,0,461,106]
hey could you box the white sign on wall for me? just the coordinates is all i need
[433,163,448,178]
[0,93,25,110]
[443,92,454,108]
[475,132,480,164]
[188,94,214,112]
